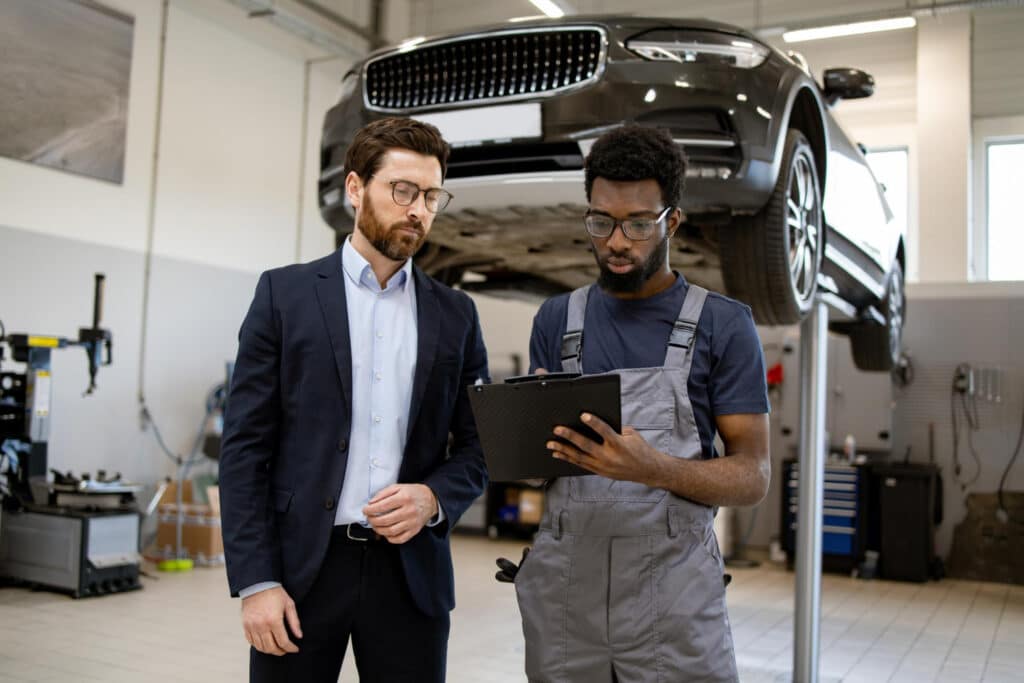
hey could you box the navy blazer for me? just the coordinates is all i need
[220,249,489,617]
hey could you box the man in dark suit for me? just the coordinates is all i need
[220,117,489,682]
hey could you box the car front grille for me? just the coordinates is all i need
[364,27,606,112]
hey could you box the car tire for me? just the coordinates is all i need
[720,129,824,325]
[848,260,905,372]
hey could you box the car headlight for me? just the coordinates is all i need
[626,30,770,69]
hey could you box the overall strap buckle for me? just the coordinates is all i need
[667,320,697,350]
[560,331,583,362]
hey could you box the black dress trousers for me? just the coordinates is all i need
[250,525,450,683]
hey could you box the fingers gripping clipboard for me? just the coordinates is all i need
[468,373,621,482]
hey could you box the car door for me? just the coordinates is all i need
[823,116,895,275]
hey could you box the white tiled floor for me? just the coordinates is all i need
[0,534,1021,682]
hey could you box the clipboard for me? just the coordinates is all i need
[468,373,621,482]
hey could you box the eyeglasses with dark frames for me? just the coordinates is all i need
[388,180,453,213]
[582,206,675,241]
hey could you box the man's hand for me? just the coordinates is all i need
[363,484,439,544]
[547,413,667,486]
[242,586,302,656]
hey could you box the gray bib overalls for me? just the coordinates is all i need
[515,283,739,683]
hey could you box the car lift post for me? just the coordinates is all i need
[794,297,828,683]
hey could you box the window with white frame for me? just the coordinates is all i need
[986,140,1024,281]
[865,146,909,256]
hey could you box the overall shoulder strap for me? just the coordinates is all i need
[560,286,592,374]
[664,284,709,374]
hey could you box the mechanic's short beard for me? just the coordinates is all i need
[596,236,669,293]
[358,192,425,262]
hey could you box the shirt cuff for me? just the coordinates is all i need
[426,504,446,527]
[239,581,281,599]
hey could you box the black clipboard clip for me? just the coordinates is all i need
[503,372,581,384]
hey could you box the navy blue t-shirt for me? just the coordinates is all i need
[528,274,769,460]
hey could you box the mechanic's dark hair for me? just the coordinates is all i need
[584,125,686,207]
[345,117,450,182]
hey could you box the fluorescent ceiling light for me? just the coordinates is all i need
[783,16,916,43]
[529,0,564,18]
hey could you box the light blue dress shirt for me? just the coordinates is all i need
[239,239,443,599]
[335,236,419,525]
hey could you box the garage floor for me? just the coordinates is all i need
[0,534,1020,682]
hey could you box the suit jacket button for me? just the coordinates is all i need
[324,498,335,511]
[337,438,348,452]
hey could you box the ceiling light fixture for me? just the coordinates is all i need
[782,16,916,43]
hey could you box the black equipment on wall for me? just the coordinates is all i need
[875,462,941,582]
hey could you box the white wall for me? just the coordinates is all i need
[916,13,972,283]
[0,0,366,488]
[300,59,353,262]
[0,0,361,271]
[151,3,306,273]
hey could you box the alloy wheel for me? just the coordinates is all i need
[786,153,820,306]
[887,271,904,364]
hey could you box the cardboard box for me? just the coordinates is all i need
[158,480,194,505]
[156,500,224,565]
[206,485,220,516]
[518,489,544,525]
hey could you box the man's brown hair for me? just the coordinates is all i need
[344,117,450,182]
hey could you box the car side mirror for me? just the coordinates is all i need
[823,68,875,106]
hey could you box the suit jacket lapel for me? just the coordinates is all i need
[314,252,353,417]
[407,266,439,443]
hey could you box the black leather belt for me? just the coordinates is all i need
[334,522,383,543]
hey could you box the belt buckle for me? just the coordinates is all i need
[347,523,370,542]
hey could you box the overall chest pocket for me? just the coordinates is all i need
[569,399,676,503]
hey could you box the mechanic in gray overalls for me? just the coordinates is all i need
[506,126,771,682]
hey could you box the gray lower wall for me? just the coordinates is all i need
[892,294,1024,560]
[0,224,258,489]
[734,295,1024,564]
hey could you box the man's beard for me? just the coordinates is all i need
[595,236,669,293]
[358,192,425,262]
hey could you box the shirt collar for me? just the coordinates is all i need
[341,236,412,292]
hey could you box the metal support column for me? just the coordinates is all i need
[794,299,828,683]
